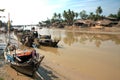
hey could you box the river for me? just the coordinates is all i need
[0,29,120,80]
[37,29,120,80]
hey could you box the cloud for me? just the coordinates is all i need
[0,0,72,24]
[0,0,56,24]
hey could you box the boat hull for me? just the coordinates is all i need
[39,39,59,47]
[4,48,44,76]
[11,60,36,76]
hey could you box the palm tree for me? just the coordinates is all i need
[117,8,120,20]
[53,12,57,20]
[80,10,88,19]
[88,12,96,20]
[63,10,68,21]
[75,12,78,20]
[96,6,102,16]
[63,9,75,25]
[95,6,103,20]
[58,13,61,21]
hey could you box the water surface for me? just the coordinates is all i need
[0,30,120,80]
[39,29,120,80]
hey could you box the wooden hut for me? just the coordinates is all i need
[96,19,118,27]
[96,20,112,27]
[74,20,94,27]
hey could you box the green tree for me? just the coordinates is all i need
[80,10,88,19]
[75,12,78,20]
[117,8,120,20]
[96,6,103,16]
[108,14,117,18]
[108,8,120,20]
[63,10,68,21]
[95,6,103,20]
[53,12,57,20]
[63,9,75,25]
[58,13,61,21]
[88,12,94,20]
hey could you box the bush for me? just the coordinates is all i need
[0,77,4,80]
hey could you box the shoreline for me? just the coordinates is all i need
[51,26,120,34]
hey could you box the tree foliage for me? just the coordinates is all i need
[108,14,117,18]
[88,12,96,20]
[96,6,103,15]
[63,9,75,25]
[75,12,78,19]
[80,10,88,19]
[117,8,120,20]
[108,8,120,20]
[95,6,103,20]
[53,13,57,20]
[39,6,120,27]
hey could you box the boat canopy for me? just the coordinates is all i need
[38,28,50,36]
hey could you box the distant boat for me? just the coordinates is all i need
[38,28,60,47]
[14,27,59,47]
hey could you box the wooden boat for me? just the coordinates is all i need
[4,44,44,76]
[15,30,40,47]
[38,34,59,47]
[4,14,44,78]
[38,28,60,47]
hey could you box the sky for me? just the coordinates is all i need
[0,0,120,25]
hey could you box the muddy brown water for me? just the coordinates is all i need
[37,29,120,80]
[0,30,120,80]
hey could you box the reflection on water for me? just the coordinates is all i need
[40,46,60,55]
[63,31,120,47]
[44,29,120,80]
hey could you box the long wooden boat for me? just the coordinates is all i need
[4,44,44,76]
[38,28,60,47]
[39,38,59,47]
[39,35,59,47]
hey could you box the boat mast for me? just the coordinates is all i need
[8,13,10,43]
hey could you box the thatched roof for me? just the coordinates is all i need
[74,20,85,24]
[96,20,112,26]
[74,20,95,24]
[105,17,118,21]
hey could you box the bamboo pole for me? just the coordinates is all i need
[8,13,10,43]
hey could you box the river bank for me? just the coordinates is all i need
[51,26,120,34]
[0,61,67,80]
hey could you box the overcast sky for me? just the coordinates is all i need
[0,0,120,25]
